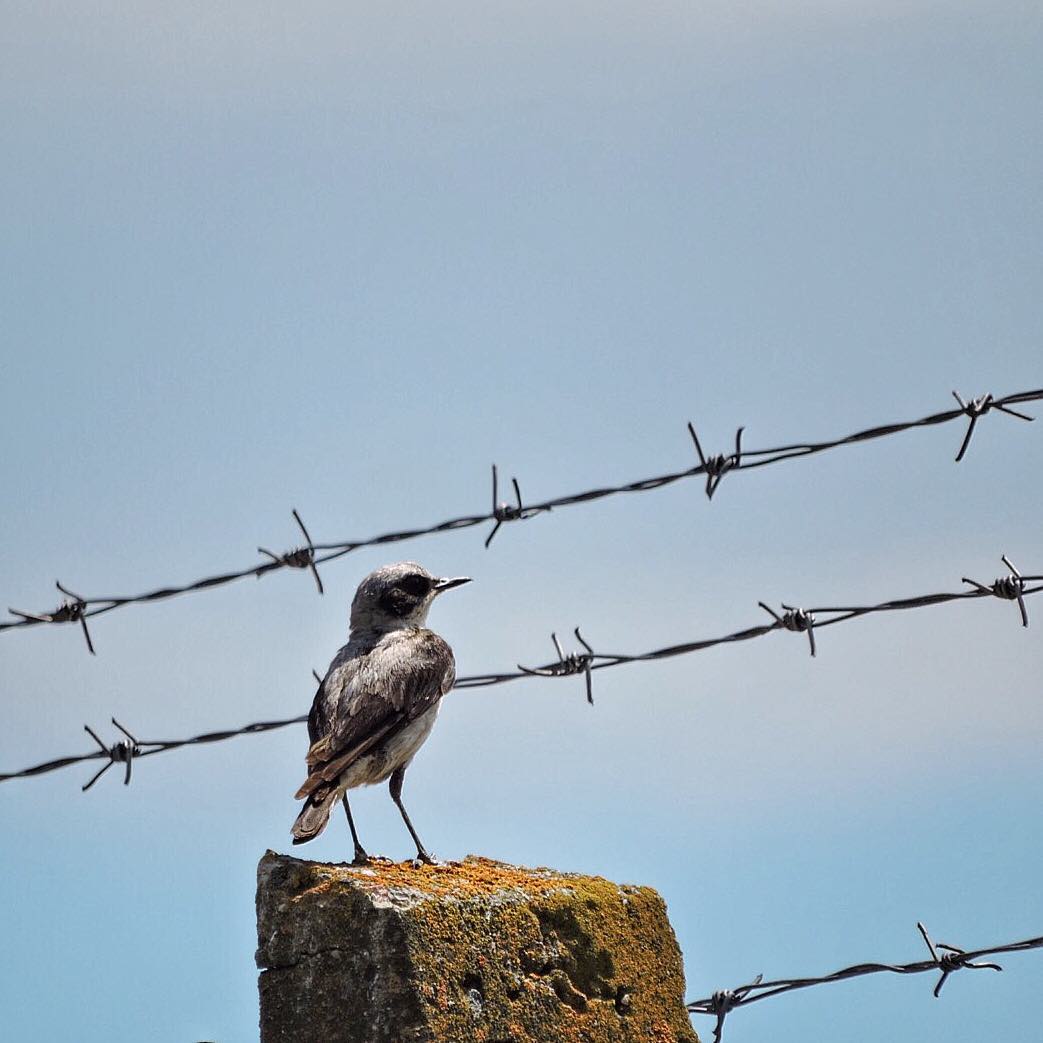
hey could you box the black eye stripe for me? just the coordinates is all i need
[398,574,430,597]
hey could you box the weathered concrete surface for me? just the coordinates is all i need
[256,850,699,1043]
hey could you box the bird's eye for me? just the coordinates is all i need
[398,574,430,597]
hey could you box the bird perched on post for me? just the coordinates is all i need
[291,562,470,864]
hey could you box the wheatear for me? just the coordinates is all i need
[290,562,470,864]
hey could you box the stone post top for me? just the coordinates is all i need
[258,849,655,908]
[257,849,698,1043]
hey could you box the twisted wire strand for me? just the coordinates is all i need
[3,387,1039,647]
[687,925,1043,1041]
[3,566,1039,785]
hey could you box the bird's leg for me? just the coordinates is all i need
[341,795,369,866]
[389,766,437,865]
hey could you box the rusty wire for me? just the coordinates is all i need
[2,556,1038,789]
[687,922,1043,1042]
[2,387,1039,652]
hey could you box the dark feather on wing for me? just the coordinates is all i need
[295,628,456,799]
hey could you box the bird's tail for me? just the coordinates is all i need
[290,784,340,845]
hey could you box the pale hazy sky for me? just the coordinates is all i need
[2,3,1041,1040]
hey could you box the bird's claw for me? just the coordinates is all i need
[412,851,441,868]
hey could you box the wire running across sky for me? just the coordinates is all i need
[687,922,1043,1042]
[2,555,1038,789]
[2,387,1039,654]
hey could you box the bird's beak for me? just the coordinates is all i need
[432,576,471,594]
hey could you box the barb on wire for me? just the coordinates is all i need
[81,719,143,791]
[3,387,1042,649]
[4,556,1040,788]
[258,509,324,594]
[12,714,313,791]
[518,628,596,704]
[686,923,1033,1040]
[687,422,744,500]
[759,602,817,657]
[8,581,95,655]
[485,464,548,547]
[951,390,1034,462]
[962,554,1029,628]
[916,921,1002,997]
[701,975,763,1043]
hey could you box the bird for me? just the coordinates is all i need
[290,561,470,864]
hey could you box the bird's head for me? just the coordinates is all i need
[349,562,471,633]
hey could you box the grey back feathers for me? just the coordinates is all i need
[290,562,468,848]
[298,628,456,795]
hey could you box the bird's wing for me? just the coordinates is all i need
[295,629,455,799]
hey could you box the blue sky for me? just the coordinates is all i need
[1,2,1041,1040]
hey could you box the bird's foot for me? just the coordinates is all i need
[351,846,370,867]
[411,849,441,868]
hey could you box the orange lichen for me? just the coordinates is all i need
[291,854,614,904]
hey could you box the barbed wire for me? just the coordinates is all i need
[687,922,1043,1042]
[2,387,1039,653]
[2,555,1038,789]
